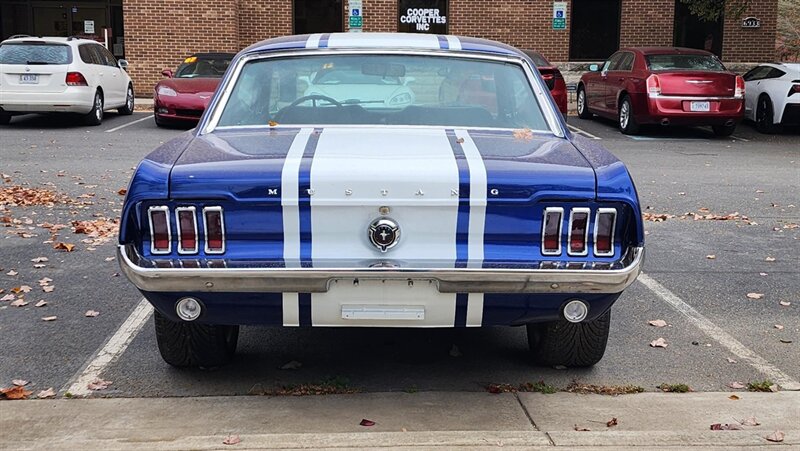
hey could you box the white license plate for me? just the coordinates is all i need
[19,74,39,84]
[690,101,710,112]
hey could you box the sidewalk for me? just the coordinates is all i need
[1,391,797,449]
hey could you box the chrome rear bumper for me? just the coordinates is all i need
[117,244,644,294]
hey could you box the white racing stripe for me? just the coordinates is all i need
[327,33,441,49]
[282,293,300,327]
[445,36,462,50]
[281,128,313,269]
[62,299,153,397]
[638,273,800,391]
[466,293,484,327]
[308,127,460,326]
[305,33,323,49]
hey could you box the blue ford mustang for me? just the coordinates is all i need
[118,33,644,368]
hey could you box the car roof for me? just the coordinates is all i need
[622,47,714,56]
[242,33,523,58]
[0,36,96,46]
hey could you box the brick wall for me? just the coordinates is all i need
[619,0,675,48]
[239,0,293,47]
[123,0,240,95]
[722,0,777,62]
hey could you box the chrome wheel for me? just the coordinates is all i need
[577,90,585,114]
[126,88,133,111]
[94,94,103,122]
[619,101,630,129]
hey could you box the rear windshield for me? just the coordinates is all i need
[175,55,232,78]
[523,51,550,67]
[0,43,72,65]
[646,54,725,72]
[216,54,548,131]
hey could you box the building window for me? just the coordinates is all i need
[569,0,621,61]
[398,0,448,34]
[673,1,723,57]
[294,0,343,34]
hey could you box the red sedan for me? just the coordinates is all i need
[576,47,744,136]
[523,50,568,116]
[154,53,234,127]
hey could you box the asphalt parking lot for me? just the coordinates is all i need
[0,111,798,400]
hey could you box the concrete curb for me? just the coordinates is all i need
[1,392,797,449]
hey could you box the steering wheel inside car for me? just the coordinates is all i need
[287,94,343,108]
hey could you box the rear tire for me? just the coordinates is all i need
[0,112,10,125]
[712,123,736,137]
[118,85,135,115]
[755,95,781,134]
[618,95,639,135]
[84,91,104,126]
[154,310,239,368]
[576,86,592,119]
[527,309,611,367]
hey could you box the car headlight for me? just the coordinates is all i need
[157,86,178,97]
[389,93,412,105]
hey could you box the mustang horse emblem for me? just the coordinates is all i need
[368,218,400,252]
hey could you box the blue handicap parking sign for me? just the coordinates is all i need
[352,8,360,16]
[556,11,563,18]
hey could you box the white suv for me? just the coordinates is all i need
[0,36,134,125]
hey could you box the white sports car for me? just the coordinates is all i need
[300,64,415,109]
[743,63,800,133]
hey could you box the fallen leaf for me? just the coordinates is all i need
[36,388,56,399]
[41,316,57,321]
[6,270,18,276]
[780,339,793,344]
[104,257,115,262]
[710,423,743,430]
[222,435,241,445]
[728,382,746,389]
[728,395,740,400]
[85,310,100,317]
[774,324,784,330]
[279,360,302,370]
[10,299,28,307]
[574,425,591,431]
[779,301,791,307]
[53,242,75,252]
[38,277,52,285]
[42,286,54,293]
[769,384,779,392]
[12,379,29,386]
[648,319,668,327]
[765,430,785,442]
[739,416,760,426]
[456,137,465,144]
[268,120,279,127]
[87,378,112,390]
[12,285,31,294]
[360,419,376,427]
[33,264,46,269]
[606,417,618,427]
[513,128,534,141]
[726,357,737,364]
[0,385,32,400]
[117,188,127,196]
[649,338,668,348]
[1,294,15,302]
[34,300,47,307]
[706,254,716,259]
[746,293,764,300]
[765,257,776,262]
[759,272,768,276]
[30,257,49,263]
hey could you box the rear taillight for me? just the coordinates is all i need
[568,208,590,256]
[789,83,800,96]
[734,75,745,99]
[148,206,171,254]
[542,207,563,255]
[540,71,556,90]
[646,74,661,97]
[593,209,617,257]
[176,207,198,254]
[203,207,225,254]
[65,72,88,86]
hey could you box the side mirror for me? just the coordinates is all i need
[118,59,129,71]
[161,69,173,78]
[588,64,600,72]
[403,76,416,85]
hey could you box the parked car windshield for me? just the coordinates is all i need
[175,55,232,78]
[646,54,725,72]
[217,54,548,130]
[0,43,71,65]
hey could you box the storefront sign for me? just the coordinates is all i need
[84,20,95,34]
[741,17,760,28]
[349,0,363,32]
[398,0,448,34]
[552,2,567,29]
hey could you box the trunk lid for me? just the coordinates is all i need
[0,41,72,94]
[653,71,738,97]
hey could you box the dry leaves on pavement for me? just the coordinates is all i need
[765,430,785,442]
[41,316,57,322]
[649,338,668,348]
[222,435,241,445]
[710,423,743,430]
[746,293,765,300]
[12,379,29,386]
[739,417,760,427]
[728,382,746,389]
[648,319,668,327]
[72,218,119,246]
[53,242,76,252]
[85,310,100,318]
[34,300,47,307]
[1,386,33,400]
[10,299,28,307]
[606,417,618,427]
[37,388,56,399]
[359,419,376,427]
[87,378,112,390]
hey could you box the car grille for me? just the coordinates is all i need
[176,109,203,118]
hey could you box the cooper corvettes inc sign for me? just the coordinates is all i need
[400,8,447,31]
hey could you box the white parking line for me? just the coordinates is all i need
[567,124,601,140]
[638,273,800,391]
[105,115,153,133]
[731,135,750,142]
[62,299,153,397]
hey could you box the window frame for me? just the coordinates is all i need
[200,49,565,138]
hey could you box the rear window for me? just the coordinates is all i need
[523,51,550,67]
[646,54,725,72]
[0,43,72,65]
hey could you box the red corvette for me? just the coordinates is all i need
[154,53,234,127]
[523,50,568,116]
[576,47,744,136]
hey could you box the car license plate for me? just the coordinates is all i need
[690,101,710,112]
[19,74,39,84]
